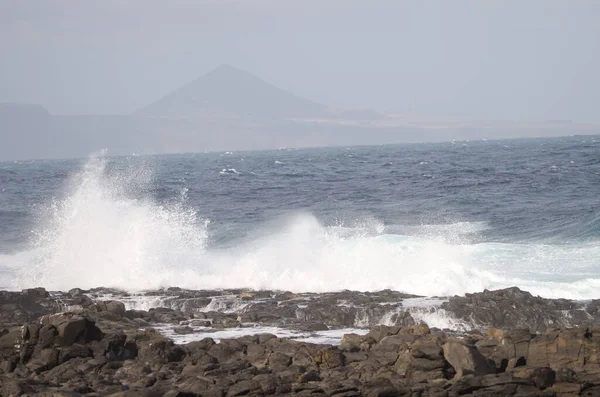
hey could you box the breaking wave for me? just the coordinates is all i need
[2,154,600,300]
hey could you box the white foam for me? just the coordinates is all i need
[154,324,368,345]
[97,295,171,311]
[4,154,600,300]
[11,155,208,291]
[200,296,249,313]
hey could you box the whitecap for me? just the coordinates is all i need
[220,168,240,175]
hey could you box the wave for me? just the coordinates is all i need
[220,168,240,175]
[2,155,600,300]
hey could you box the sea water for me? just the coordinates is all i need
[1,136,599,301]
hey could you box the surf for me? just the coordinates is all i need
[1,154,599,300]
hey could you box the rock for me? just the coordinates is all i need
[189,319,212,327]
[2,380,34,396]
[253,373,279,394]
[268,351,292,371]
[239,291,273,300]
[0,288,56,327]
[134,331,186,367]
[173,326,194,335]
[582,386,600,396]
[298,369,321,383]
[552,382,581,394]
[58,343,93,363]
[316,347,345,369]
[1,287,600,397]
[95,331,138,361]
[0,358,17,373]
[411,339,443,360]
[443,340,495,378]
[366,325,402,343]
[217,318,241,328]
[258,333,277,344]
[0,328,20,349]
[303,323,329,331]
[39,313,103,346]
[226,379,260,396]
[37,324,58,348]
[26,347,59,373]
[442,287,589,332]
[162,392,198,397]
[340,333,364,352]
[148,308,188,324]
[95,300,126,320]
[512,367,556,389]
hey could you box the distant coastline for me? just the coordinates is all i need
[2,65,600,161]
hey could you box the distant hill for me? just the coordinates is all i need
[137,64,331,120]
[2,70,600,161]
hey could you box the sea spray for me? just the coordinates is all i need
[14,155,208,290]
[5,153,600,299]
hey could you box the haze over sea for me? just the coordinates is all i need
[1,135,599,300]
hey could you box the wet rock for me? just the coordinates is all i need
[366,325,402,343]
[442,287,589,332]
[173,326,194,335]
[147,308,189,324]
[189,319,212,327]
[239,291,273,300]
[216,318,241,328]
[0,288,58,327]
[303,322,329,331]
[2,286,600,397]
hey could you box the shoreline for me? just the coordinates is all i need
[2,287,600,395]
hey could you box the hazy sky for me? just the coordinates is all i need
[1,0,599,121]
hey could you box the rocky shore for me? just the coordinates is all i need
[2,287,600,396]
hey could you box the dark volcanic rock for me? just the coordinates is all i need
[443,339,496,377]
[1,308,600,396]
[442,287,594,332]
[39,312,103,346]
[0,288,59,327]
[4,286,600,395]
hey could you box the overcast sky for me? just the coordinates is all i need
[1,0,599,121]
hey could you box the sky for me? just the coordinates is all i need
[1,0,599,121]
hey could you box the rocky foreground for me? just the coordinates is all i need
[2,287,600,396]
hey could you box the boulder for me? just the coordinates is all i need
[134,331,186,368]
[443,340,495,378]
[39,313,103,346]
[442,287,590,332]
[226,379,260,396]
[95,300,126,320]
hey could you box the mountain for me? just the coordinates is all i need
[2,69,600,161]
[137,64,330,119]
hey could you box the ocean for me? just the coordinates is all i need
[1,135,599,300]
